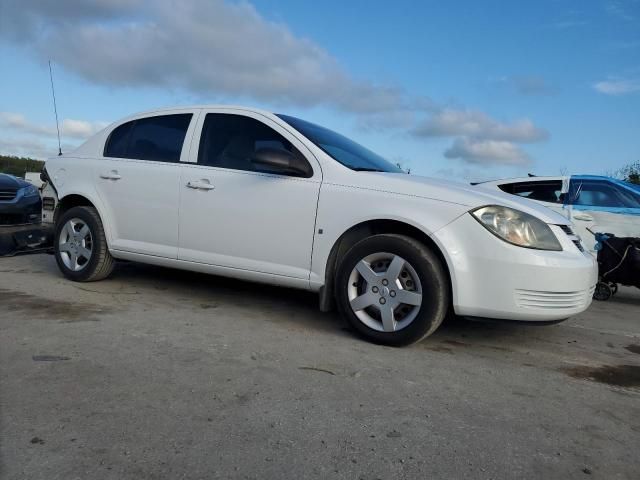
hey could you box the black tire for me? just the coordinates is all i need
[54,206,115,282]
[593,282,612,301]
[335,234,450,346]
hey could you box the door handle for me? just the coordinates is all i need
[573,213,593,221]
[186,180,215,190]
[100,170,122,180]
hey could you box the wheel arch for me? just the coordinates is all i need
[319,219,454,312]
[54,192,113,248]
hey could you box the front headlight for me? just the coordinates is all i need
[471,205,562,251]
[21,185,39,197]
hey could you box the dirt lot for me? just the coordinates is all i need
[1,254,639,480]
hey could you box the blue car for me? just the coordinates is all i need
[0,173,42,226]
[0,173,50,256]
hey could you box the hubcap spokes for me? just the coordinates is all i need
[347,253,423,333]
[59,218,93,272]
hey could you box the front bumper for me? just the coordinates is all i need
[433,213,597,322]
[0,224,53,256]
[0,193,42,226]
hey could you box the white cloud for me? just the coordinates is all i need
[0,0,423,117]
[605,0,637,21]
[0,112,107,139]
[593,77,640,95]
[0,112,54,136]
[413,109,548,143]
[61,119,109,138]
[0,137,76,159]
[444,138,531,166]
[0,0,549,167]
[0,112,108,158]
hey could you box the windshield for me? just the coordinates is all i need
[277,114,403,173]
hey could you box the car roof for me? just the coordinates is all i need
[128,104,275,118]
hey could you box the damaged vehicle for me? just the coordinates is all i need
[477,175,640,253]
[0,173,51,256]
[41,106,597,345]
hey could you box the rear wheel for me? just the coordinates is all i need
[335,234,449,346]
[54,206,115,282]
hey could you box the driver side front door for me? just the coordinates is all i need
[178,111,322,282]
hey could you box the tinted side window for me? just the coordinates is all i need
[498,181,563,203]
[615,185,640,208]
[197,113,311,176]
[571,181,626,208]
[104,114,192,162]
[104,121,134,158]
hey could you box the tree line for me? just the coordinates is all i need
[0,155,45,178]
[609,160,639,185]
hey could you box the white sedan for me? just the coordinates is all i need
[41,106,597,345]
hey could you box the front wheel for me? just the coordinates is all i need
[54,206,115,282]
[335,234,450,346]
[593,282,612,301]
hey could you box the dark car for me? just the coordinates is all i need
[0,173,52,256]
[0,173,42,225]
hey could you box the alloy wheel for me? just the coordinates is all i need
[58,218,93,272]
[347,252,423,332]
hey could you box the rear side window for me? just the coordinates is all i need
[104,114,192,162]
[498,180,564,204]
[197,113,311,176]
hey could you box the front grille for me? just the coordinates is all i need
[556,224,584,252]
[558,224,574,235]
[0,188,18,201]
[515,289,592,309]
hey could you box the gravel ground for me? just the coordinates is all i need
[1,254,638,480]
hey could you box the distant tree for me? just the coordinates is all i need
[608,160,640,185]
[0,155,45,178]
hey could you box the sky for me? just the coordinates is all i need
[0,0,638,182]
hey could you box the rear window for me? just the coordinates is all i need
[498,180,564,204]
[104,114,192,162]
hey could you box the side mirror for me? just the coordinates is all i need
[250,148,311,177]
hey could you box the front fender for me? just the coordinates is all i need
[310,182,469,287]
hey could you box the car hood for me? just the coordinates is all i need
[351,173,571,225]
[0,173,28,189]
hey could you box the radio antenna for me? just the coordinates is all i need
[48,60,62,156]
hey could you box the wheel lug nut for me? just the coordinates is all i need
[379,298,386,305]
[372,286,379,293]
[389,290,396,297]
[382,279,388,286]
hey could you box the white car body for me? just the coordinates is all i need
[42,106,597,324]
[478,176,640,254]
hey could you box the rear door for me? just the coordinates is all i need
[94,110,198,258]
[177,110,322,280]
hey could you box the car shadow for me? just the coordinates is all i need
[108,260,347,336]
[31,255,571,346]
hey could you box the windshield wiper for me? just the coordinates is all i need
[351,167,385,172]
